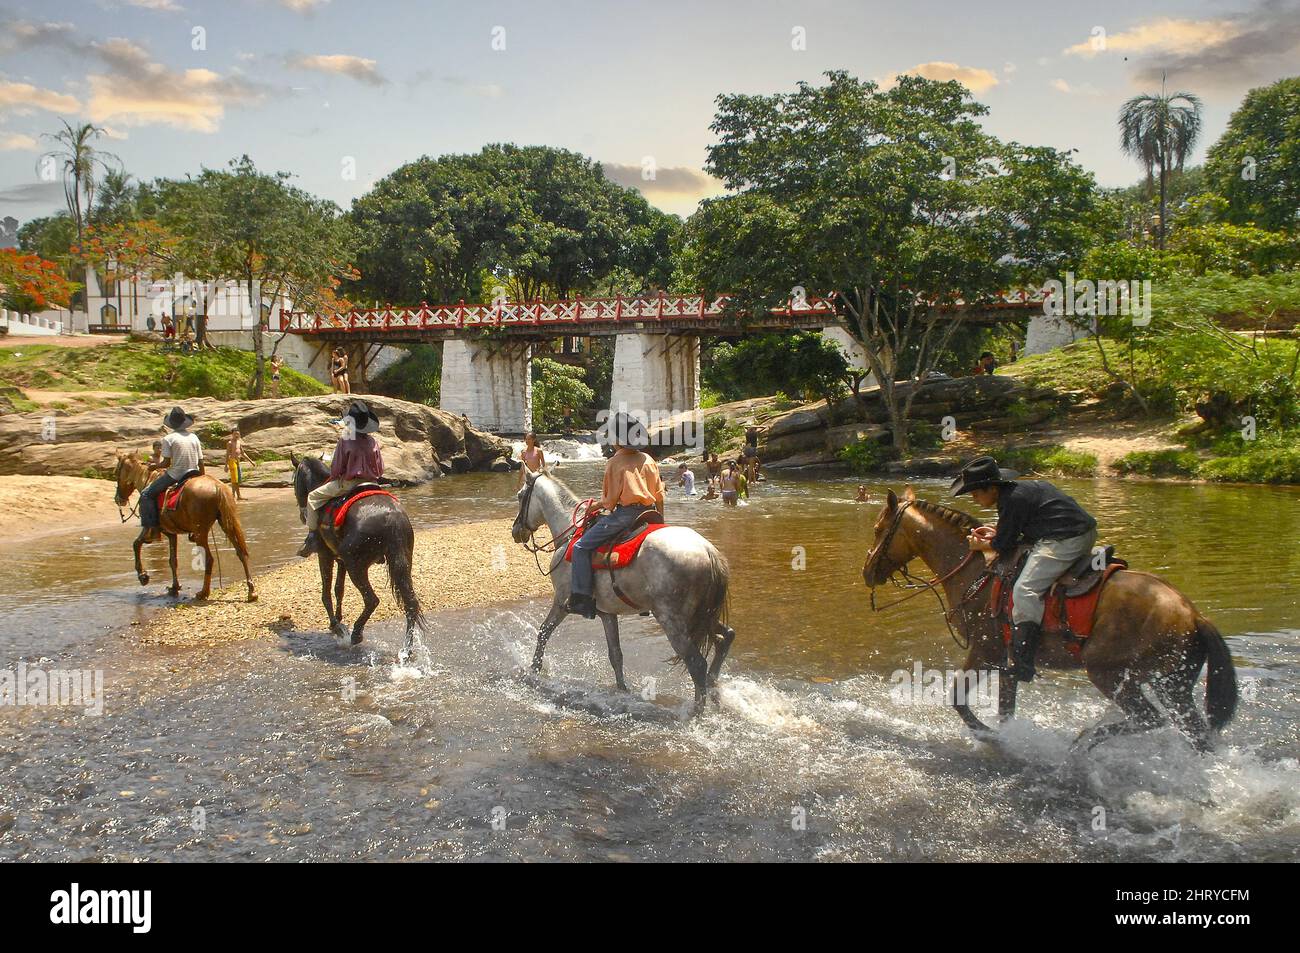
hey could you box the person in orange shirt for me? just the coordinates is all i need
[568,412,665,618]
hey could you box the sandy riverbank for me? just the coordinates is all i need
[140,517,553,647]
[0,475,125,543]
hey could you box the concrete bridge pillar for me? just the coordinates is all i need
[439,339,532,434]
[822,324,876,387]
[609,332,700,420]
[1024,313,1086,356]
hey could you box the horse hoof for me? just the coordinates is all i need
[350,633,363,646]
[138,573,149,586]
[247,590,258,603]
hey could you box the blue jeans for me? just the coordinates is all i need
[570,504,653,598]
[140,472,181,529]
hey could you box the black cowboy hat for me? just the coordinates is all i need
[950,455,1018,496]
[607,411,649,450]
[163,406,194,431]
[337,399,380,435]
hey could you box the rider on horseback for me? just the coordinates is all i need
[952,455,1097,683]
[298,400,384,557]
[140,406,204,543]
[567,412,664,619]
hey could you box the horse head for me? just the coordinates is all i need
[113,450,142,507]
[512,466,544,544]
[292,452,329,524]
[862,486,920,587]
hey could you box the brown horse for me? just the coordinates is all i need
[114,451,257,603]
[861,486,1237,751]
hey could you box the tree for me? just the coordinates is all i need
[93,167,140,227]
[72,219,178,330]
[1204,77,1300,232]
[41,120,117,245]
[705,332,849,408]
[532,357,594,431]
[1118,83,1204,249]
[158,156,354,395]
[686,71,1100,454]
[0,248,75,311]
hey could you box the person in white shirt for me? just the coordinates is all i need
[140,406,205,542]
[677,462,696,495]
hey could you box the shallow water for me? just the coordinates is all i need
[1,466,1297,861]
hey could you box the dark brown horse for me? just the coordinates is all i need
[861,486,1237,750]
[291,454,424,658]
[114,451,257,602]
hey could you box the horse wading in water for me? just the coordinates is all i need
[511,467,734,715]
[862,486,1237,750]
[114,450,257,602]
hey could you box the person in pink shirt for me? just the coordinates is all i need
[299,400,385,556]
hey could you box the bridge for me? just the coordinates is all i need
[280,291,1048,434]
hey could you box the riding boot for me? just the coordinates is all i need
[298,531,320,558]
[567,592,597,620]
[1011,620,1042,683]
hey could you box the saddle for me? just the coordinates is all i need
[162,470,201,511]
[987,543,1128,657]
[564,510,667,570]
[321,483,394,530]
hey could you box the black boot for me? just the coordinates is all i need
[567,592,597,620]
[298,531,320,557]
[1011,621,1042,683]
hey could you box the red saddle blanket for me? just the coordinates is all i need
[990,563,1125,658]
[162,482,189,511]
[325,488,396,529]
[564,522,668,569]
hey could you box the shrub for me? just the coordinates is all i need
[1112,449,1201,477]
[838,437,892,473]
[704,415,744,454]
[1000,445,1098,477]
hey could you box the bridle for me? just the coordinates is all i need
[865,499,990,648]
[114,456,141,523]
[514,475,596,576]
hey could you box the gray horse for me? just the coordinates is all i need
[511,468,735,715]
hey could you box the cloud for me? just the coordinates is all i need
[1064,2,1300,89]
[883,61,1000,93]
[278,0,329,11]
[0,132,38,151]
[286,53,386,86]
[0,80,81,116]
[125,0,184,11]
[1,19,266,132]
[0,181,64,208]
[601,162,722,207]
[1050,78,1103,97]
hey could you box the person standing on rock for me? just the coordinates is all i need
[269,356,284,399]
[298,400,384,557]
[140,406,204,543]
[225,426,256,501]
[330,348,350,394]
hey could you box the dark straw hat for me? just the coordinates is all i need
[338,400,380,435]
[950,455,1018,496]
[163,406,194,431]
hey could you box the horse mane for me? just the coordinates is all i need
[540,469,580,508]
[302,455,330,480]
[911,497,984,530]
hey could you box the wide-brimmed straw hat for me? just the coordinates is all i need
[950,455,1018,496]
[163,406,194,431]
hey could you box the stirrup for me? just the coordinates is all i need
[298,532,320,557]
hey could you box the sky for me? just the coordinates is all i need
[1,0,1298,226]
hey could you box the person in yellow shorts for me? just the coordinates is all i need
[225,425,256,501]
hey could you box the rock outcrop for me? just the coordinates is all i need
[0,394,516,486]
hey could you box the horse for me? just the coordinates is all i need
[511,468,735,715]
[290,454,424,658]
[861,486,1237,751]
[113,450,257,603]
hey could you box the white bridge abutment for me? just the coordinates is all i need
[609,332,701,441]
[439,338,533,434]
[821,324,876,387]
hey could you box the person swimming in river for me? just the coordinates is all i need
[719,462,740,507]
[519,432,545,485]
[855,484,870,502]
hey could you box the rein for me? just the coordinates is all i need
[516,478,595,577]
[866,500,990,649]
[115,458,142,523]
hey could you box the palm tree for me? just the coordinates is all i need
[94,167,138,227]
[1118,79,1203,249]
[41,120,117,245]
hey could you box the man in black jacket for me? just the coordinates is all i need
[952,456,1098,682]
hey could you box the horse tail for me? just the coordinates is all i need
[214,480,249,559]
[385,513,426,636]
[1197,617,1237,732]
[690,546,729,662]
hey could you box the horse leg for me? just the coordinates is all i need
[1151,673,1211,753]
[1074,678,1164,751]
[707,622,736,688]
[318,552,346,642]
[598,612,627,691]
[663,623,709,717]
[333,559,346,622]
[997,669,1018,723]
[953,644,997,738]
[196,534,213,600]
[530,601,567,674]
[166,533,181,597]
[134,533,149,586]
[345,562,380,647]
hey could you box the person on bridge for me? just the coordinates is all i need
[298,401,384,557]
[955,455,1098,683]
[567,413,664,620]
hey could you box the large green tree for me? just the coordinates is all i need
[685,71,1100,454]
[1204,76,1300,232]
[158,156,354,395]
[348,144,679,306]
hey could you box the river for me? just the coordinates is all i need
[1,462,1297,861]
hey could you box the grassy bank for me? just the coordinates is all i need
[0,341,328,408]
